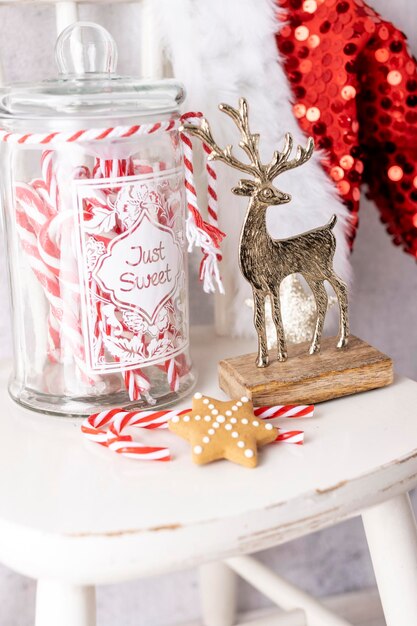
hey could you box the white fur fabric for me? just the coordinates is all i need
[156,0,351,336]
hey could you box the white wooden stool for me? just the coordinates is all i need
[0,326,416,626]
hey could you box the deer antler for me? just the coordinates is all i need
[266,134,314,180]
[180,100,314,182]
[219,99,263,173]
[180,99,262,178]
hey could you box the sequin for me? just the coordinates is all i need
[295,25,310,41]
[341,85,356,100]
[308,34,321,48]
[375,48,389,63]
[303,0,317,12]
[387,70,402,86]
[293,103,307,118]
[337,180,350,194]
[340,154,354,169]
[379,26,389,41]
[331,166,344,181]
[388,165,403,181]
[300,59,313,73]
[277,0,417,258]
[336,1,349,13]
[306,106,320,121]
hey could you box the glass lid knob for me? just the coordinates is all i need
[55,22,118,76]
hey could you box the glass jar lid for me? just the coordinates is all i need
[0,22,185,123]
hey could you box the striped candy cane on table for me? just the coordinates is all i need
[254,405,315,419]
[81,403,313,461]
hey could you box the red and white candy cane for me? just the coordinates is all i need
[157,359,180,393]
[254,405,315,419]
[124,369,153,403]
[32,150,60,213]
[275,430,304,445]
[15,186,62,361]
[16,157,102,382]
[81,406,186,461]
[81,403,313,461]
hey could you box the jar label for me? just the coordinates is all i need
[73,168,188,373]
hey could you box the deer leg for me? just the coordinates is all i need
[271,292,287,362]
[253,290,269,367]
[306,280,328,355]
[327,274,349,348]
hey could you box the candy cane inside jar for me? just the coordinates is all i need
[0,23,225,415]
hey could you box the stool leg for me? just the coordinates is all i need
[362,492,417,626]
[200,562,237,626]
[35,580,96,626]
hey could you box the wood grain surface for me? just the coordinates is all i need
[218,336,393,405]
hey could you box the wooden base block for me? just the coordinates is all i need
[218,336,393,405]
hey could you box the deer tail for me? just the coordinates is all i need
[327,214,337,230]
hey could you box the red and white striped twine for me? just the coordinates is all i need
[0,120,178,145]
[180,112,224,294]
[81,403,314,462]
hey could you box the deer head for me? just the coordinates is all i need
[180,98,314,207]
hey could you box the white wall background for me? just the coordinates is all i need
[0,1,415,624]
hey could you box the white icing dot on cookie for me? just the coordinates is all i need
[225,424,232,431]
[241,396,249,403]
[237,401,243,407]
[203,436,210,444]
[203,398,209,405]
[171,415,179,423]
[232,431,239,438]
[244,449,254,458]
[208,404,214,410]
[183,415,190,422]
[253,420,259,426]
[237,441,245,448]
[265,423,273,430]
[194,445,203,455]
[213,422,220,429]
[232,405,238,411]
[194,415,201,421]
[216,415,225,423]
[230,417,237,424]
[225,410,232,416]
[208,428,215,435]
[194,392,202,399]
[241,418,249,425]
[211,409,219,416]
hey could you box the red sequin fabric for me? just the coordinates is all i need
[277,0,417,257]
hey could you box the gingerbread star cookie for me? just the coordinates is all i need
[169,392,278,468]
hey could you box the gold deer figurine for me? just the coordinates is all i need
[181,98,349,367]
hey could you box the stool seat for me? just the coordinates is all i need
[0,326,415,590]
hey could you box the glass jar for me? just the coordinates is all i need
[0,22,196,415]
